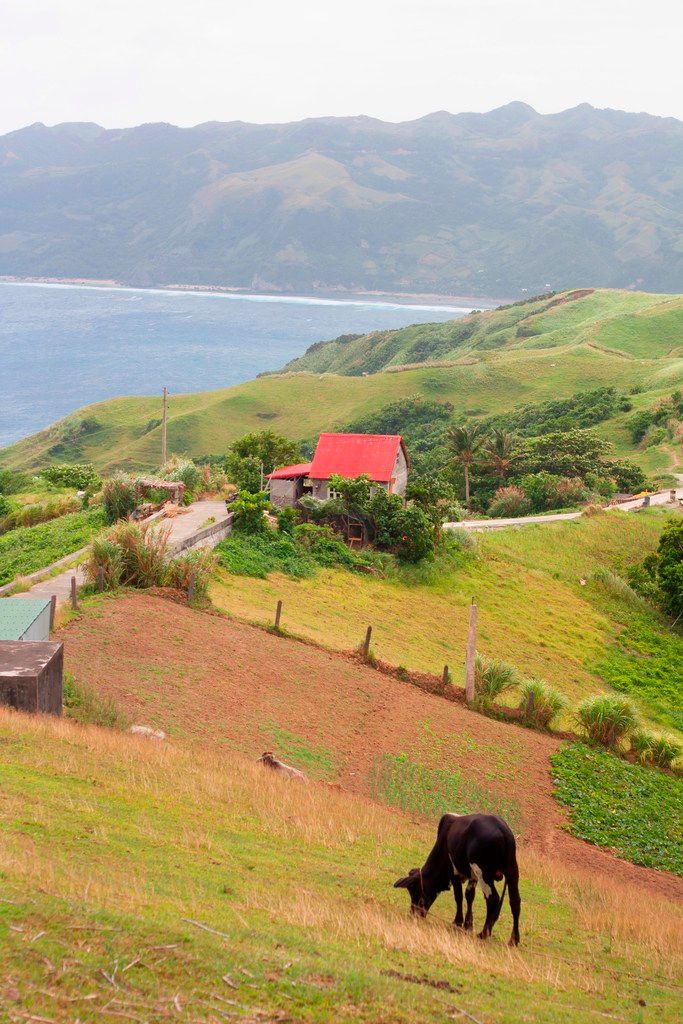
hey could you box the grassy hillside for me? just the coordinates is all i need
[2,711,681,1023]
[1,289,681,475]
[209,509,683,732]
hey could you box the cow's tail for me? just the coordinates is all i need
[493,877,508,925]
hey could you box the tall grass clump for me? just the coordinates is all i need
[518,679,568,730]
[629,729,681,770]
[576,694,638,749]
[102,472,138,524]
[161,455,200,498]
[473,653,519,710]
[164,547,217,601]
[86,521,170,588]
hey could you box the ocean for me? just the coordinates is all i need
[0,282,472,448]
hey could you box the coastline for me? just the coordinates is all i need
[0,274,505,309]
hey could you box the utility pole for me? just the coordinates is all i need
[464,598,478,704]
[161,387,168,467]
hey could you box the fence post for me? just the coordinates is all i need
[70,576,79,611]
[187,572,196,605]
[361,625,373,660]
[97,566,105,593]
[464,599,477,704]
[274,599,283,630]
[442,664,450,688]
[49,595,57,631]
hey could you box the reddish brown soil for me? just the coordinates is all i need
[60,593,682,900]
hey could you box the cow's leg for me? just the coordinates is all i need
[507,869,521,946]
[452,877,464,927]
[464,880,476,931]
[478,877,500,940]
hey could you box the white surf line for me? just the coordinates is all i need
[0,280,474,314]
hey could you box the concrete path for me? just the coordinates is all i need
[445,488,683,533]
[15,500,231,607]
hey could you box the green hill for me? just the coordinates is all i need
[1,288,681,477]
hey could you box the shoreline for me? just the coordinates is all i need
[0,274,505,309]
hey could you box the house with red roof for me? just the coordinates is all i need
[267,433,409,508]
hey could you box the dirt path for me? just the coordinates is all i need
[59,592,682,901]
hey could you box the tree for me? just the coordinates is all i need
[517,429,610,478]
[407,476,464,544]
[656,517,683,618]
[231,491,270,534]
[226,431,303,493]
[448,424,485,503]
[483,429,518,482]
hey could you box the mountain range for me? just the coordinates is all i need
[1,103,682,297]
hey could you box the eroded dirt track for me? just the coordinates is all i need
[60,593,682,900]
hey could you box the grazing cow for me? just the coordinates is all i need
[257,751,307,780]
[394,813,521,945]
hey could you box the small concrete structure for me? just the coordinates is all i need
[0,597,52,642]
[0,640,63,715]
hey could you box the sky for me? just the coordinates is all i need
[2,0,682,135]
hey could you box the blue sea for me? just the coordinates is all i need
[0,282,473,449]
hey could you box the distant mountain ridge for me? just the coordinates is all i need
[1,103,683,296]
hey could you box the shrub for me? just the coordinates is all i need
[0,495,81,534]
[519,471,585,512]
[518,679,568,729]
[85,535,125,589]
[0,494,13,519]
[87,521,170,588]
[160,455,200,492]
[164,548,217,601]
[63,672,128,730]
[656,517,683,618]
[102,473,138,524]
[277,505,299,535]
[487,485,531,518]
[473,654,519,709]
[575,694,638,748]
[630,729,681,770]
[41,463,100,490]
[231,490,270,534]
[0,469,31,495]
[0,507,105,586]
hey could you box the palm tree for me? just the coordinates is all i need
[448,423,485,503]
[484,429,518,482]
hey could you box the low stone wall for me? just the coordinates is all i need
[171,513,233,554]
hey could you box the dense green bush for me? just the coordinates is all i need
[0,507,105,586]
[551,743,682,874]
[160,455,200,493]
[575,694,638,749]
[226,431,303,493]
[518,472,586,512]
[656,517,683,618]
[102,473,138,524]
[216,523,358,580]
[518,679,568,730]
[0,495,81,534]
[0,469,31,495]
[41,463,101,490]
[231,490,270,534]
[487,485,530,518]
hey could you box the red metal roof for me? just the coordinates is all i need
[309,433,407,482]
[267,462,312,480]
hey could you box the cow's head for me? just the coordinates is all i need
[393,867,439,917]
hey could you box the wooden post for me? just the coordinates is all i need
[97,566,105,593]
[161,386,168,467]
[70,576,79,611]
[442,665,450,688]
[49,595,57,631]
[464,599,477,704]
[361,625,373,660]
[187,572,196,605]
[274,599,283,630]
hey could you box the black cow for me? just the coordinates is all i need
[394,813,521,945]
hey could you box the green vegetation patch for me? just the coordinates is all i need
[370,753,523,831]
[0,506,105,585]
[264,725,337,780]
[598,617,683,731]
[551,743,683,875]
[216,527,362,580]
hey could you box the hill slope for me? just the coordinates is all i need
[1,288,681,476]
[2,104,683,296]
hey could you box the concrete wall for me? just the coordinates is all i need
[172,513,233,553]
[0,640,63,715]
[270,479,300,508]
[391,447,409,497]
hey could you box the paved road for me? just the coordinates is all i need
[15,500,231,607]
[445,488,683,532]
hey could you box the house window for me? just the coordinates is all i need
[328,487,343,500]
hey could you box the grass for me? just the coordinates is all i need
[0,710,681,1023]
[63,670,129,730]
[1,290,681,474]
[551,743,683,875]
[0,505,105,585]
[370,752,523,831]
[210,510,680,733]
[263,724,338,780]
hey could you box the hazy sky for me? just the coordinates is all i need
[2,0,682,135]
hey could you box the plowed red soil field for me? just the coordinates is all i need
[60,592,682,900]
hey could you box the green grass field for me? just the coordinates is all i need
[1,711,681,1024]
[1,289,681,474]
[210,509,682,733]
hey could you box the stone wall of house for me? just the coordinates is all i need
[391,447,409,497]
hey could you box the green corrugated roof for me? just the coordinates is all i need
[0,598,51,640]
